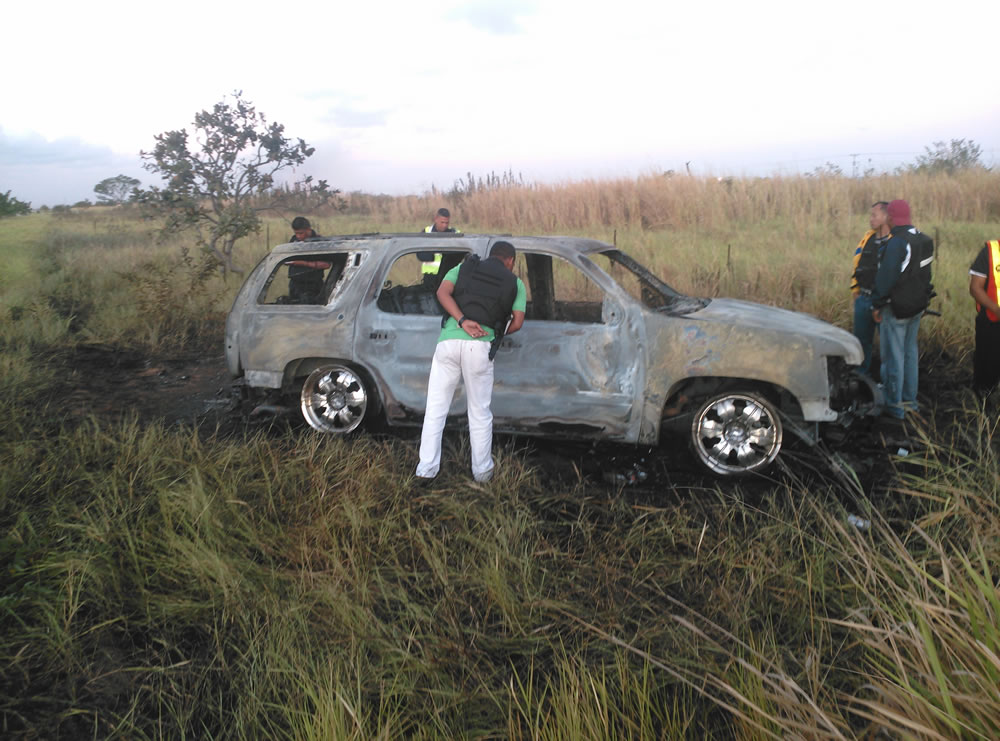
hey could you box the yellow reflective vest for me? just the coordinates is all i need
[420,252,442,274]
[978,240,1000,322]
[421,225,459,274]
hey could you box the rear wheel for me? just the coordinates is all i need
[690,391,782,476]
[300,365,369,433]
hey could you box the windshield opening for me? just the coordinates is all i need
[589,250,709,314]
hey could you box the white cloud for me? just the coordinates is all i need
[446,0,538,34]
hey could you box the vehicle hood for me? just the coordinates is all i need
[683,298,863,364]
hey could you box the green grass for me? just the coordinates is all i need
[0,213,48,308]
[4,408,999,738]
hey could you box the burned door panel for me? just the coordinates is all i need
[492,251,643,440]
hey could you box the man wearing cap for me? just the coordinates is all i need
[968,239,1000,395]
[872,199,935,423]
[851,201,891,377]
[414,241,526,484]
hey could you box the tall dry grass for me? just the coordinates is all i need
[4,171,996,368]
[342,170,1000,235]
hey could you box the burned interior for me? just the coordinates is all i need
[376,248,617,325]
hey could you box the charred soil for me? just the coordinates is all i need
[47,341,978,498]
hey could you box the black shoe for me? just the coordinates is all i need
[412,475,436,489]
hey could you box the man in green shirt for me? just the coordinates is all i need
[415,241,526,483]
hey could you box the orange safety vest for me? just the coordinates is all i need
[978,240,1000,322]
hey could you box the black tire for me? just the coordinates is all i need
[689,390,782,476]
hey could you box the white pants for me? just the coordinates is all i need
[416,340,495,481]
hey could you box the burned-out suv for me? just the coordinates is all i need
[225,233,879,476]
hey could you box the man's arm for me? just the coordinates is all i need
[970,275,1000,317]
[505,311,525,335]
[436,280,487,338]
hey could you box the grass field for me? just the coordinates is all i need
[2,173,999,739]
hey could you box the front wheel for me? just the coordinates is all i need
[300,365,369,433]
[690,391,782,476]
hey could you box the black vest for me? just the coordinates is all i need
[889,226,934,318]
[853,232,884,291]
[453,256,518,329]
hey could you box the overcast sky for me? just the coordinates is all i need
[3,0,999,207]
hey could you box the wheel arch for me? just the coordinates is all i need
[660,376,804,427]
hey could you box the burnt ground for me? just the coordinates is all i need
[61,343,239,429]
[48,342,977,502]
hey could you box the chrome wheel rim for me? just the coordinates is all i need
[300,366,368,433]
[691,393,782,475]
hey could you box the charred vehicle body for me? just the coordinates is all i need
[226,234,880,476]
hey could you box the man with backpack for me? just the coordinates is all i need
[872,199,934,422]
[414,241,526,484]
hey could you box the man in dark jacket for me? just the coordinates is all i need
[414,241,526,483]
[872,199,934,421]
[286,216,330,303]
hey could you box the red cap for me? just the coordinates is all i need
[887,199,911,226]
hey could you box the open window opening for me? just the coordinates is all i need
[258,253,349,305]
[377,250,470,315]
[515,253,605,323]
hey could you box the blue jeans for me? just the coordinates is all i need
[880,307,921,419]
[852,294,876,376]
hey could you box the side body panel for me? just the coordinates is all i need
[236,244,372,387]
[637,298,864,443]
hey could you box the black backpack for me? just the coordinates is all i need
[890,229,934,318]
